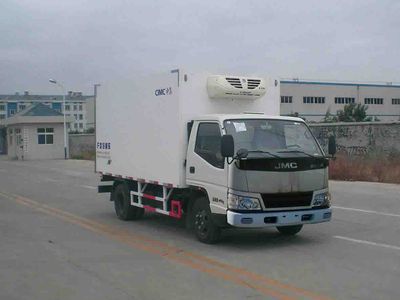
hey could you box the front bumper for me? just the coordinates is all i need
[227,208,332,228]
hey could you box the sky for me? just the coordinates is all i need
[1,0,399,95]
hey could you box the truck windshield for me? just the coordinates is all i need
[223,119,323,157]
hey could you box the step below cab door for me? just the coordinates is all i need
[186,121,228,214]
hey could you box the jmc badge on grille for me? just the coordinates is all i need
[274,162,298,170]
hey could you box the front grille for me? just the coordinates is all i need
[261,192,313,209]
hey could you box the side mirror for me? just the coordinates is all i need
[221,135,234,158]
[236,148,248,159]
[328,135,336,156]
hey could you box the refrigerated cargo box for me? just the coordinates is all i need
[96,69,280,187]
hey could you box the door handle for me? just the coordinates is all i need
[189,166,195,174]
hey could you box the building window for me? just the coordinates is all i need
[10,109,16,115]
[19,105,26,111]
[303,96,325,104]
[74,114,78,120]
[79,114,83,120]
[79,123,83,129]
[74,123,78,129]
[0,115,5,120]
[392,99,400,105]
[365,98,383,105]
[335,97,355,104]
[67,123,71,129]
[281,96,293,103]
[0,104,5,111]
[73,104,77,111]
[78,104,83,111]
[65,105,70,111]
[37,128,54,145]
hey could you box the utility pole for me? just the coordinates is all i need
[94,84,100,172]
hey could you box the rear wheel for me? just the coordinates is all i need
[113,183,144,221]
[192,197,221,244]
[276,225,303,235]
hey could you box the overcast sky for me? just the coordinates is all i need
[1,0,399,94]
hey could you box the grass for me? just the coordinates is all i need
[329,153,400,184]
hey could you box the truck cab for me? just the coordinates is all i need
[185,114,332,242]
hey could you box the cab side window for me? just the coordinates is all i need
[195,123,224,169]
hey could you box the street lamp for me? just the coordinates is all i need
[49,79,68,159]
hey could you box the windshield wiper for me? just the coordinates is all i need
[247,150,281,158]
[276,150,318,158]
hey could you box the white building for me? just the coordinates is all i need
[0,91,94,132]
[280,80,400,122]
[4,103,72,160]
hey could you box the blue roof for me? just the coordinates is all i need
[21,103,63,117]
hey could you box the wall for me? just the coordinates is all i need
[26,123,65,160]
[69,134,95,158]
[310,122,400,156]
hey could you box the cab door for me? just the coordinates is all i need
[186,121,228,214]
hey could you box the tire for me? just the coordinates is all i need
[276,225,303,236]
[113,183,144,221]
[192,197,221,244]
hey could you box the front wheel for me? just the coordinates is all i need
[192,197,221,244]
[276,225,303,236]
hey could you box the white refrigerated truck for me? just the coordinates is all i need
[96,69,333,243]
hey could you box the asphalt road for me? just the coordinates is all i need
[0,159,399,300]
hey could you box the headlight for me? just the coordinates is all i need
[312,192,330,207]
[227,194,261,210]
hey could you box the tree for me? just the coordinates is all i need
[337,103,369,122]
[322,108,338,123]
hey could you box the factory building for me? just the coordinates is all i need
[280,80,400,122]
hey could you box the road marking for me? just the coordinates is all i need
[80,185,97,190]
[334,236,400,252]
[0,190,331,300]
[332,206,400,218]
